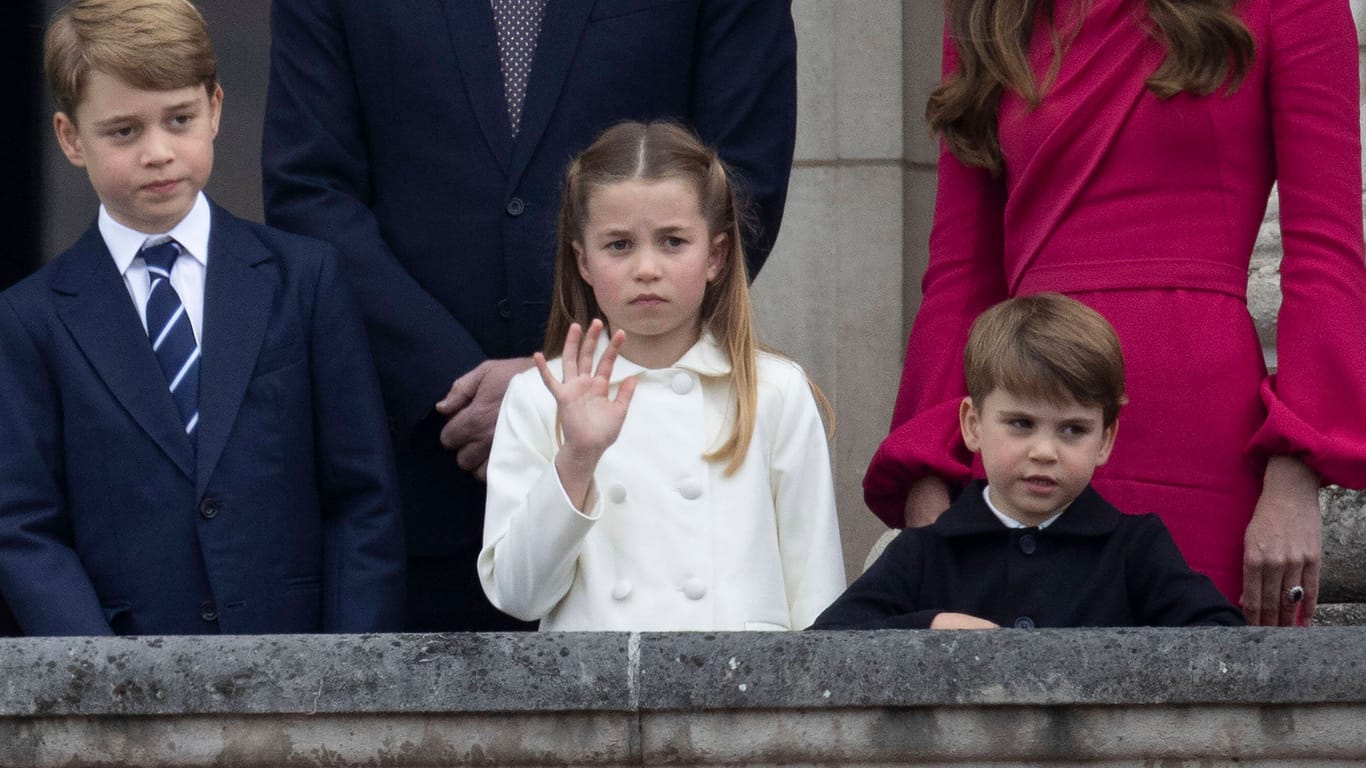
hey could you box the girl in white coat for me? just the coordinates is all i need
[479,121,846,631]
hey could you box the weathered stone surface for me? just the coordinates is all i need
[1315,603,1366,627]
[4,630,1366,767]
[1322,485,1366,601]
[637,629,1366,710]
[0,632,633,717]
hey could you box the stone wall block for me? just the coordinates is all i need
[791,0,836,162]
[1321,485,1366,601]
[834,1,903,160]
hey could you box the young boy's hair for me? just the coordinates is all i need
[964,293,1127,425]
[45,0,218,119]
[548,120,759,474]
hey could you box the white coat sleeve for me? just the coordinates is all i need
[768,362,847,628]
[478,370,604,622]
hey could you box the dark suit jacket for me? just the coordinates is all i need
[811,482,1247,630]
[0,204,405,636]
[261,0,797,628]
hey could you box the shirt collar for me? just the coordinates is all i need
[99,192,212,276]
[982,484,1064,530]
[935,480,1122,538]
[607,329,733,383]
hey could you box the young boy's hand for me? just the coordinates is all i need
[537,320,637,510]
[930,612,999,630]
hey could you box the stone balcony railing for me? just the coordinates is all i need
[3,629,1366,766]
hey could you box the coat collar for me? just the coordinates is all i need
[607,331,733,384]
[933,480,1123,538]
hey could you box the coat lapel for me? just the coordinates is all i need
[440,0,515,174]
[52,225,195,478]
[507,1,593,187]
[195,206,273,500]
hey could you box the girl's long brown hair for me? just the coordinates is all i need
[928,0,1254,173]
[547,121,761,475]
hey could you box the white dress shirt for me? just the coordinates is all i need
[99,192,211,343]
[480,332,847,631]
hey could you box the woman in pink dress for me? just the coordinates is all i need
[865,0,1366,626]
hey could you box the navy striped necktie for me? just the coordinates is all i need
[141,238,200,441]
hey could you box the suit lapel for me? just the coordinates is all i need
[195,206,273,500]
[440,0,515,174]
[52,225,195,478]
[507,1,593,187]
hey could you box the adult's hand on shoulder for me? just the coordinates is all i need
[904,476,952,528]
[930,612,999,630]
[436,356,536,480]
[1242,455,1322,627]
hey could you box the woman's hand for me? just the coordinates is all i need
[930,612,999,629]
[904,475,952,528]
[536,320,637,510]
[1241,455,1322,626]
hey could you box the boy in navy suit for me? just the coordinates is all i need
[0,0,405,636]
[813,294,1246,630]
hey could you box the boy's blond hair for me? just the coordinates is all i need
[965,293,1127,426]
[45,0,217,119]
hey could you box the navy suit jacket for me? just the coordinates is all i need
[261,0,797,627]
[0,204,406,636]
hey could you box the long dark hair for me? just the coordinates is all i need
[927,0,1254,173]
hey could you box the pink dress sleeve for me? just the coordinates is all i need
[862,27,1011,527]
[1248,0,1366,486]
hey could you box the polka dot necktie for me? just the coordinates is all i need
[140,238,200,442]
[490,0,547,138]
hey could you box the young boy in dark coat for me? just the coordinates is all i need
[0,0,405,636]
[813,293,1246,630]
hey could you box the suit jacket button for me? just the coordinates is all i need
[199,498,221,520]
[682,577,707,600]
[611,580,632,600]
[1014,616,1035,629]
[201,601,218,622]
[497,299,512,318]
[505,197,525,216]
[1018,534,1036,555]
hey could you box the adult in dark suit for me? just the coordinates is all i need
[0,202,406,635]
[262,0,798,630]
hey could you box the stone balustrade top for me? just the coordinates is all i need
[3,628,1364,718]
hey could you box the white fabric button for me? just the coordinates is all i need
[678,480,703,500]
[611,580,632,600]
[607,483,627,504]
[671,372,693,395]
[682,577,707,600]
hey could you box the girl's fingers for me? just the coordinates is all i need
[594,329,627,381]
[579,319,603,374]
[533,352,559,395]
[561,323,583,379]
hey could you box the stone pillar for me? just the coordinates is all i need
[754,1,932,580]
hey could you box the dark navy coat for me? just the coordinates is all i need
[812,481,1247,630]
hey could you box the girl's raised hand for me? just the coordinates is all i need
[535,321,637,509]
